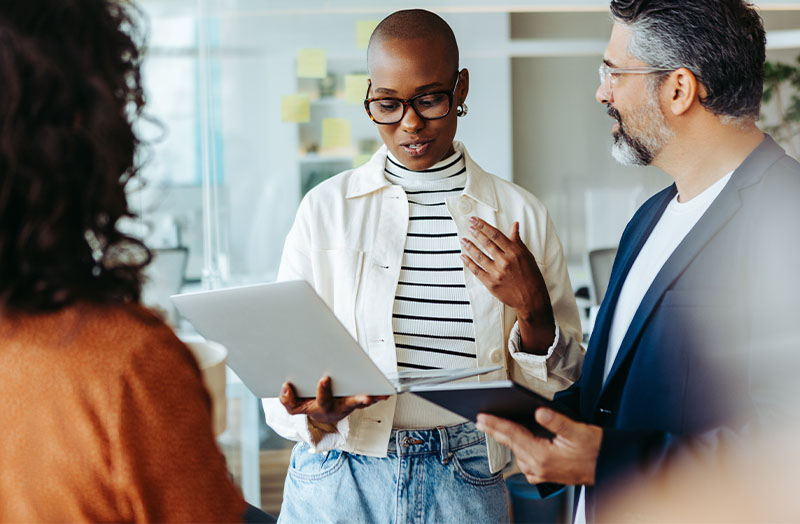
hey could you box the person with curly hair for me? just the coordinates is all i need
[0,1,249,521]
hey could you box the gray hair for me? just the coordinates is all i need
[611,0,766,127]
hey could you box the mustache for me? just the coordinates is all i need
[607,104,621,122]
[607,104,625,139]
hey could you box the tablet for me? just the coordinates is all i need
[409,379,560,439]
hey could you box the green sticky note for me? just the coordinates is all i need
[356,20,380,50]
[345,74,370,105]
[280,94,310,123]
[297,48,327,78]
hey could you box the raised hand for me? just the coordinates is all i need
[460,217,556,354]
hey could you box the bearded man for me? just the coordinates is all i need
[471,0,800,521]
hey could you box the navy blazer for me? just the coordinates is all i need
[556,135,800,521]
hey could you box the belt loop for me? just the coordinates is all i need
[392,430,401,455]
[437,426,453,465]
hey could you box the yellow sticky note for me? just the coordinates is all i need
[356,20,380,50]
[353,153,372,168]
[345,74,369,104]
[321,118,352,149]
[297,48,327,78]
[280,94,310,123]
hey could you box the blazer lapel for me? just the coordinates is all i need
[599,181,743,398]
[580,187,675,417]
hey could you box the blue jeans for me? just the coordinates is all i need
[278,421,509,523]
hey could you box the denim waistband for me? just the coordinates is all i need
[387,421,486,460]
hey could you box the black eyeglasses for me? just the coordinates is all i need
[364,73,460,125]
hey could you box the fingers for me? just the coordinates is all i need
[279,382,296,405]
[460,237,495,271]
[535,408,577,440]
[336,393,390,419]
[460,251,489,279]
[340,394,370,411]
[280,382,308,414]
[509,221,520,243]
[316,376,334,412]
[469,217,513,252]
[476,413,534,453]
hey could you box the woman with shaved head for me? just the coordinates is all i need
[263,9,584,522]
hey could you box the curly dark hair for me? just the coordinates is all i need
[0,0,151,312]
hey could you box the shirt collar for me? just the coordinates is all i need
[346,141,498,211]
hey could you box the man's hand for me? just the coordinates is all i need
[460,217,556,354]
[280,376,389,442]
[477,408,602,486]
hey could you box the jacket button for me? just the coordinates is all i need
[457,197,473,214]
[490,349,503,363]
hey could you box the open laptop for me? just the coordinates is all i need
[171,280,500,398]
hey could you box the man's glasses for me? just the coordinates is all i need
[364,73,460,125]
[598,64,674,99]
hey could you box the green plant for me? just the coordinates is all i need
[762,56,800,158]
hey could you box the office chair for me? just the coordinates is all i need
[587,247,618,306]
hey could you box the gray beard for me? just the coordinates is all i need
[611,133,651,166]
[611,135,653,166]
[607,100,673,166]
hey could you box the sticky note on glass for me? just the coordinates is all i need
[356,20,380,49]
[353,153,372,168]
[345,74,369,104]
[280,94,310,123]
[297,48,326,78]
[321,118,352,149]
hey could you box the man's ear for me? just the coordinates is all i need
[665,67,699,116]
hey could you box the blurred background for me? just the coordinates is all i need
[129,0,800,519]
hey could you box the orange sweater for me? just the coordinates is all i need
[0,302,246,523]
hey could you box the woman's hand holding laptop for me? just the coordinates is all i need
[280,376,390,444]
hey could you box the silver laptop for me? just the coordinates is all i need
[171,280,500,398]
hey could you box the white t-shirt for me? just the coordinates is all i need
[576,171,733,523]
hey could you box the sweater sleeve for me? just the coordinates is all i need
[112,329,246,523]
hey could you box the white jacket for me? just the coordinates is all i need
[263,142,584,472]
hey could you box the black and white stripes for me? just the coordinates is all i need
[384,151,476,373]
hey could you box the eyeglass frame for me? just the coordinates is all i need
[598,64,675,98]
[363,71,462,125]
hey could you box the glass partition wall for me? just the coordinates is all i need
[132,0,800,516]
[137,0,517,291]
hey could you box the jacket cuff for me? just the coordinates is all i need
[508,316,563,382]
[262,397,349,451]
[306,416,350,452]
[508,315,562,362]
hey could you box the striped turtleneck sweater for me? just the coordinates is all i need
[385,148,475,429]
